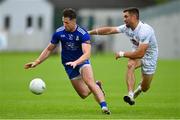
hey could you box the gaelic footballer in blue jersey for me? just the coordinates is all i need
[88,7,158,106]
[24,8,110,115]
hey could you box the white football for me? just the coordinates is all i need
[29,78,46,95]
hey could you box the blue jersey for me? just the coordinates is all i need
[51,25,90,64]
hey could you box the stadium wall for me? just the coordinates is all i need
[0,0,53,51]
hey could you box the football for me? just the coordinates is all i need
[29,78,46,95]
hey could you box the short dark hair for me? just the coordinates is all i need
[63,8,76,20]
[123,7,139,19]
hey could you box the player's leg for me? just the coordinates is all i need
[126,59,141,93]
[133,74,153,99]
[80,65,110,114]
[71,79,106,100]
[96,80,105,96]
[141,74,153,92]
[124,59,141,105]
[64,65,91,99]
[134,58,157,99]
[70,77,91,99]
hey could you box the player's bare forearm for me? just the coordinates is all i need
[36,43,56,63]
[76,52,90,65]
[24,43,56,69]
[75,42,91,65]
[89,27,119,35]
[72,43,91,65]
[65,52,90,69]
[124,51,144,59]
[115,50,145,60]
[116,43,148,59]
[66,43,91,68]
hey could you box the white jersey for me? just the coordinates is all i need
[117,21,158,74]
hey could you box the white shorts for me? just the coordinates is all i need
[141,58,157,75]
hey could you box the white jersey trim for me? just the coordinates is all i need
[56,26,65,32]
[77,27,86,35]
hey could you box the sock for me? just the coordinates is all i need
[100,101,107,108]
[138,85,142,91]
[128,91,134,98]
[134,85,142,99]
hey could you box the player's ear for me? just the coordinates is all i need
[71,18,76,23]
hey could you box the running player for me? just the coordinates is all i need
[24,8,110,114]
[88,7,158,105]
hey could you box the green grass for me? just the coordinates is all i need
[0,52,180,119]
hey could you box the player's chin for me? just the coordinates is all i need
[65,27,70,31]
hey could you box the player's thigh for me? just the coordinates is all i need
[141,74,154,90]
[70,78,90,96]
[80,65,95,84]
[128,59,141,69]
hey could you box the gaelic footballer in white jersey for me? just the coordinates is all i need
[88,7,159,106]
[117,21,158,74]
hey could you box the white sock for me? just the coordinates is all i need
[128,91,134,98]
[102,106,108,110]
[134,85,142,99]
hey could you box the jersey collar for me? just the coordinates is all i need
[133,21,142,32]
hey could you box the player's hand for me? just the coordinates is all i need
[115,52,120,60]
[115,51,125,60]
[24,60,40,69]
[66,61,78,69]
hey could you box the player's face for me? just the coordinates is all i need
[123,12,134,28]
[62,17,76,32]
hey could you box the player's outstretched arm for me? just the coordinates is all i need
[88,27,119,35]
[24,60,41,69]
[24,43,56,69]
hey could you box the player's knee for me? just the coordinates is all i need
[127,62,136,70]
[79,92,89,99]
[79,95,87,99]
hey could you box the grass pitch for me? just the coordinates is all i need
[0,52,180,119]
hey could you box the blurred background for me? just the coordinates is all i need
[0,0,179,59]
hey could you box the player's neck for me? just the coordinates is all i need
[131,20,139,30]
[70,24,77,32]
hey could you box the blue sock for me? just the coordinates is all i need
[100,101,107,108]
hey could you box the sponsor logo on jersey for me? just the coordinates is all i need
[131,39,139,46]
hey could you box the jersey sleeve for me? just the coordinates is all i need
[81,32,91,43]
[139,29,152,44]
[116,24,126,33]
[50,32,60,44]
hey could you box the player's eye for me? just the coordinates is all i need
[124,15,128,18]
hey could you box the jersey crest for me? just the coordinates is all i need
[76,36,79,41]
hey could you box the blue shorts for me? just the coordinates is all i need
[63,60,90,80]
